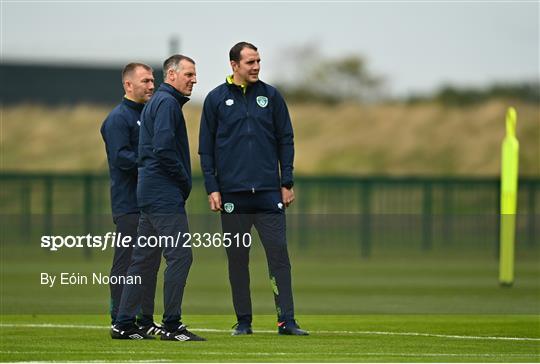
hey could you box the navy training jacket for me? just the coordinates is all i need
[137,83,192,213]
[100,98,143,217]
[199,78,294,194]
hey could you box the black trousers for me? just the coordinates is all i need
[110,213,160,326]
[116,212,192,332]
[221,191,295,324]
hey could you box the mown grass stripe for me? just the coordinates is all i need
[1,323,539,341]
[2,350,539,357]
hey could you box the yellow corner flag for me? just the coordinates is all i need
[499,107,519,286]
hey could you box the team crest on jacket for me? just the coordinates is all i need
[224,202,235,213]
[256,96,268,108]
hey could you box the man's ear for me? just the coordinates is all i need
[230,60,238,72]
[167,68,176,81]
[123,80,132,93]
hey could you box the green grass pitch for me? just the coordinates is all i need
[1,314,539,362]
[1,243,539,362]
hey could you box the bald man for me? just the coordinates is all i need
[100,63,162,337]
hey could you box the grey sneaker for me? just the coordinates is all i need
[231,322,253,336]
[278,320,309,336]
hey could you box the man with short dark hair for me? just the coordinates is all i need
[114,55,205,341]
[199,42,308,336]
[100,62,163,337]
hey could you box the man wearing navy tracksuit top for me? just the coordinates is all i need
[199,42,308,336]
[113,55,205,341]
[100,63,161,336]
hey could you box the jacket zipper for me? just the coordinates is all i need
[241,88,255,194]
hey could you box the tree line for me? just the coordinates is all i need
[274,45,538,105]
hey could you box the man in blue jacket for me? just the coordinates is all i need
[199,42,308,336]
[114,55,205,341]
[100,62,162,337]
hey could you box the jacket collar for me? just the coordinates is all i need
[226,75,262,95]
[159,83,190,106]
[226,75,247,91]
[122,97,145,112]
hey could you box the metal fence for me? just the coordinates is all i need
[1,172,538,257]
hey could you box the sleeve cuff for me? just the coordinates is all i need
[281,181,294,189]
[204,178,220,195]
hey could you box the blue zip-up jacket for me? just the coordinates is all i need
[199,78,294,194]
[137,83,192,213]
[100,97,143,217]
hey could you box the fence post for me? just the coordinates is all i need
[83,174,93,259]
[360,180,372,258]
[495,179,501,259]
[96,174,106,233]
[422,181,433,251]
[20,179,32,243]
[43,176,53,236]
[442,182,453,245]
[296,181,308,250]
[527,181,536,247]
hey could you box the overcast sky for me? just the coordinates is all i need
[2,1,538,100]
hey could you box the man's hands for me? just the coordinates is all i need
[208,191,222,211]
[208,188,295,211]
[281,187,295,207]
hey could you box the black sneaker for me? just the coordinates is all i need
[161,324,206,341]
[278,320,309,336]
[231,322,253,336]
[110,324,155,340]
[138,322,164,336]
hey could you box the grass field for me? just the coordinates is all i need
[1,314,539,362]
[1,241,539,362]
[2,243,540,315]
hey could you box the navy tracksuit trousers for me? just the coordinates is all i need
[221,190,295,324]
[109,213,160,326]
[116,212,192,332]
